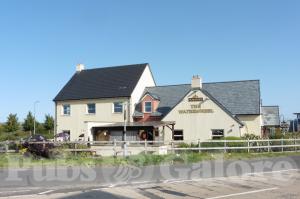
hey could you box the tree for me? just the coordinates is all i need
[5,114,19,132]
[0,123,4,133]
[44,114,54,134]
[23,112,35,133]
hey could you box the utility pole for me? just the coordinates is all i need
[33,101,40,136]
[123,101,128,157]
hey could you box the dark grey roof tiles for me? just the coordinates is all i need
[137,80,261,118]
[54,63,148,101]
[262,106,280,126]
[203,80,261,115]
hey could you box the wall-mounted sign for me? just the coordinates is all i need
[188,94,203,102]
[178,105,214,114]
[178,109,214,114]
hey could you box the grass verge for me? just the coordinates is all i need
[1,152,300,168]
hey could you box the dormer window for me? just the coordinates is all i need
[144,101,152,113]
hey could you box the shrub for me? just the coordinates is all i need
[178,143,190,148]
[242,133,260,140]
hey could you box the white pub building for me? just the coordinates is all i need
[54,63,278,142]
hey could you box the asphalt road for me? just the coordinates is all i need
[0,155,300,198]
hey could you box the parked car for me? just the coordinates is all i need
[55,132,70,142]
[22,135,55,158]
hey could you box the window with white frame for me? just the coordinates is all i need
[87,103,96,114]
[212,129,224,140]
[113,102,123,113]
[62,104,71,116]
[144,101,152,113]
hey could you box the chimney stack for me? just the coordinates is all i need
[191,75,202,89]
[76,64,85,73]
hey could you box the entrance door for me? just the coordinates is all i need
[94,130,110,141]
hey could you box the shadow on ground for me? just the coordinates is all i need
[58,190,132,199]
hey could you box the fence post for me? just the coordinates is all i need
[294,138,296,152]
[198,139,201,153]
[281,138,284,153]
[144,139,148,155]
[247,139,250,153]
[75,143,78,156]
[5,141,9,153]
[224,140,227,153]
[171,141,174,154]
[113,139,116,156]
[268,139,270,153]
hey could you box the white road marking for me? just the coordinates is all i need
[0,194,37,198]
[161,169,299,185]
[205,187,278,199]
[131,181,153,185]
[244,169,299,176]
[0,190,31,194]
[38,190,54,195]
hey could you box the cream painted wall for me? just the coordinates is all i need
[56,64,156,140]
[237,115,262,136]
[56,98,128,140]
[130,65,156,122]
[162,90,242,142]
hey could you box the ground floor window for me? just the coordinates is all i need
[173,130,184,141]
[211,129,224,140]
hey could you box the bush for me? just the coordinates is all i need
[242,134,260,140]
[178,143,190,148]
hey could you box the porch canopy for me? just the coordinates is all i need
[91,121,175,141]
[96,121,175,129]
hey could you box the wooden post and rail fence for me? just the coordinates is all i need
[0,138,300,156]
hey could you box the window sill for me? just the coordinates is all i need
[86,113,96,116]
[113,112,123,114]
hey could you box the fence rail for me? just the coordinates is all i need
[1,138,300,156]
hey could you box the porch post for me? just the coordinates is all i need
[163,126,165,144]
[172,124,175,140]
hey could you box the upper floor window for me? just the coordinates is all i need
[87,103,96,114]
[113,102,123,113]
[144,101,152,113]
[63,104,71,116]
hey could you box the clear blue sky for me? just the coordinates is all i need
[0,0,299,122]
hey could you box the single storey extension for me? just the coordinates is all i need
[53,63,279,142]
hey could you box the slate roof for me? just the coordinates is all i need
[262,106,280,126]
[134,80,261,118]
[203,80,260,115]
[54,63,149,101]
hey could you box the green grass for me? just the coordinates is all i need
[1,151,300,168]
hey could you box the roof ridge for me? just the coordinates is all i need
[262,105,279,107]
[145,80,260,88]
[204,79,260,84]
[146,84,190,88]
[83,63,149,71]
